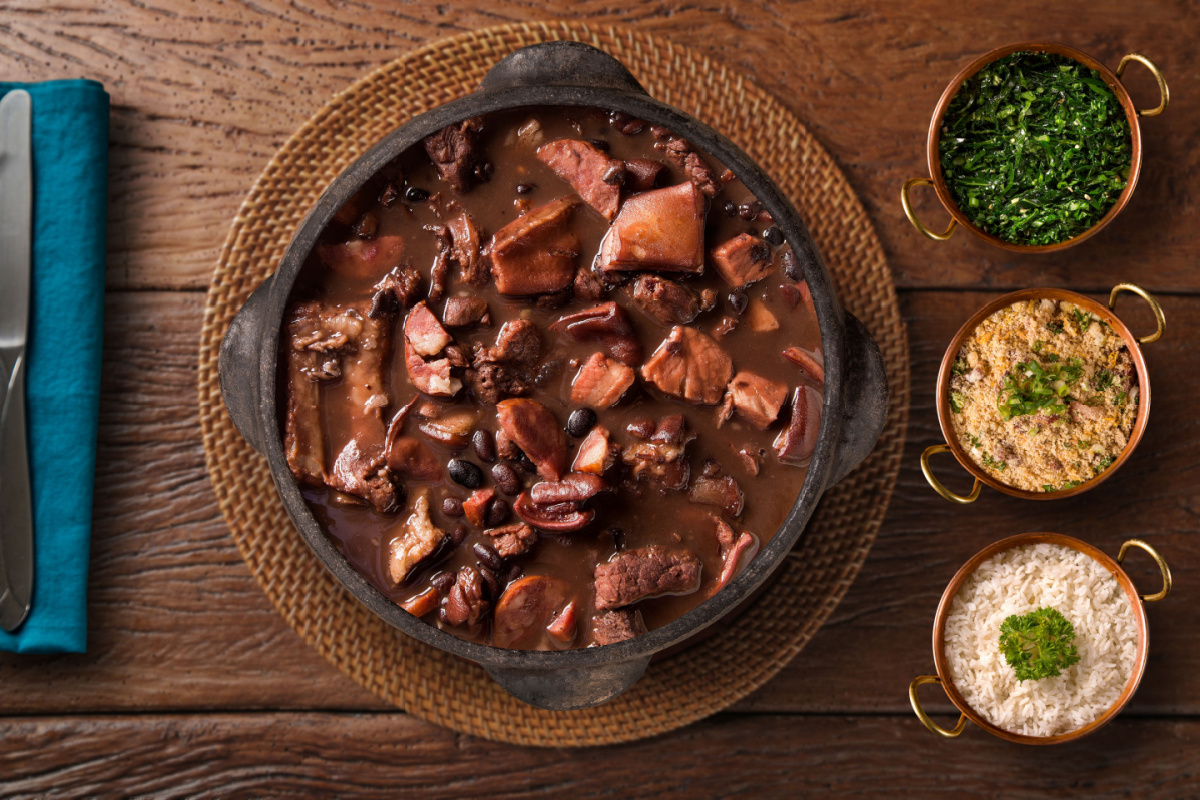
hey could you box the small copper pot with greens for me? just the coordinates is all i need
[901,41,1169,252]
[921,284,1164,503]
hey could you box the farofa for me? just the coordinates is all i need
[949,299,1137,492]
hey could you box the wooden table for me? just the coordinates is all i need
[1,2,1196,796]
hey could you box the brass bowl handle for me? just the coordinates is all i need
[1116,54,1169,117]
[909,675,968,738]
[1118,539,1172,602]
[902,178,957,241]
[921,444,982,504]
[1109,283,1166,344]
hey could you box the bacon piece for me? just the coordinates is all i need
[488,196,581,296]
[621,414,694,491]
[423,117,485,192]
[572,426,618,475]
[597,182,705,274]
[551,301,642,367]
[640,326,734,405]
[386,493,446,586]
[721,371,788,430]
[570,352,636,409]
[546,600,579,644]
[496,398,568,480]
[404,341,462,398]
[783,346,825,385]
[463,487,497,527]
[316,235,404,282]
[536,139,623,221]
[711,233,772,288]
[774,385,822,465]
[403,300,451,357]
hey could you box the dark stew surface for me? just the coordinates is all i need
[279,106,825,650]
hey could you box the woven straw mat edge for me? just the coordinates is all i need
[197,20,909,748]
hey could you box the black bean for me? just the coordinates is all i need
[590,138,611,152]
[448,459,483,489]
[609,526,626,551]
[782,249,802,281]
[492,462,522,496]
[474,543,504,571]
[567,407,598,438]
[486,498,510,527]
[472,429,497,463]
[738,201,762,221]
[441,496,465,518]
[504,563,523,584]
[601,163,626,186]
[627,418,656,439]
[728,291,749,315]
[762,226,784,246]
[516,182,535,194]
[722,201,738,217]
[405,186,430,203]
[516,453,537,473]
[479,565,499,599]
[449,522,468,546]
[430,571,456,594]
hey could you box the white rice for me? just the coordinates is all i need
[943,543,1138,737]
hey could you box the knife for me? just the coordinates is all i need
[0,89,33,633]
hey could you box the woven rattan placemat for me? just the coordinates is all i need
[197,21,909,747]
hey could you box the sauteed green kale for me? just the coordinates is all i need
[939,52,1131,246]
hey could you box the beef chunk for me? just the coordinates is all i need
[496,398,568,480]
[597,182,705,274]
[465,320,541,404]
[423,117,485,192]
[641,326,734,405]
[442,296,490,328]
[720,371,788,430]
[711,233,772,288]
[443,565,490,627]
[591,609,647,645]
[623,158,666,192]
[550,301,643,366]
[369,265,422,318]
[573,267,606,301]
[655,136,721,197]
[593,546,702,610]
[485,522,538,558]
[487,196,581,295]
[465,362,530,405]
[386,493,446,585]
[536,139,624,221]
[629,274,700,325]
[329,437,398,513]
[316,234,405,282]
[446,211,485,285]
[570,352,636,408]
[621,414,694,491]
[489,319,541,365]
[571,426,619,475]
[774,385,822,465]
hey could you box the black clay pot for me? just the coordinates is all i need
[219,41,889,710]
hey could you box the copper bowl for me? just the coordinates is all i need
[909,532,1171,745]
[921,283,1164,503]
[901,41,1169,253]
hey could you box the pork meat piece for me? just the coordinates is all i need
[655,137,721,197]
[487,196,581,296]
[597,182,705,274]
[536,139,624,221]
[721,371,788,429]
[623,158,666,192]
[571,426,619,475]
[404,341,462,398]
[629,274,700,325]
[570,352,636,409]
[774,385,822,465]
[465,320,541,404]
[386,493,447,586]
[316,235,405,282]
[550,301,642,366]
[711,233,772,288]
[368,265,422,318]
[330,437,399,513]
[443,565,490,627]
[640,326,734,405]
[441,296,490,328]
[423,117,486,192]
[593,546,702,610]
[284,302,356,485]
[404,300,452,357]
[446,211,486,285]
[496,398,568,480]
[782,346,825,385]
[484,522,538,558]
[591,609,647,645]
[711,519,759,592]
[621,414,694,491]
[688,473,745,518]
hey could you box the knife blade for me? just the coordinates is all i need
[0,89,34,633]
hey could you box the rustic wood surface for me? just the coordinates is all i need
[0,1,1196,796]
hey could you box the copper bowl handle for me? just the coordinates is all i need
[1116,54,1169,117]
[1118,539,1173,603]
[921,444,982,504]
[901,178,957,241]
[909,675,968,738]
[1109,283,1166,344]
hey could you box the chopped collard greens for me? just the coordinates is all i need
[939,51,1131,246]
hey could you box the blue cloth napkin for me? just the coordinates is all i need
[0,80,108,653]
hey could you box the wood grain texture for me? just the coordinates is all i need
[0,289,1193,719]
[0,0,1195,292]
[0,711,1197,798]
